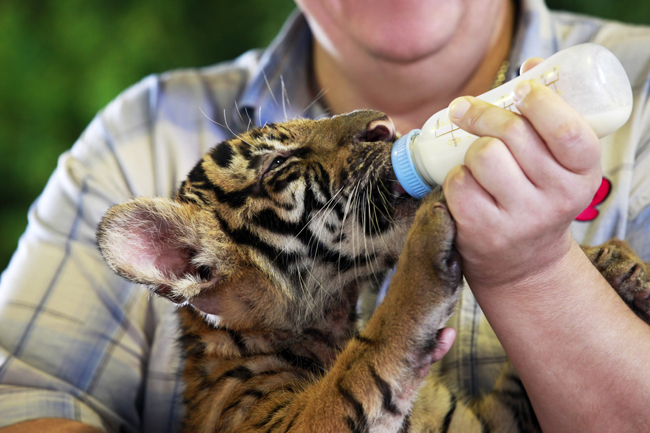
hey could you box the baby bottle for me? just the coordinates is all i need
[391,43,633,198]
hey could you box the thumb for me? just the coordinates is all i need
[431,327,457,362]
[520,57,545,75]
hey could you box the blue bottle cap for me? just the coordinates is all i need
[391,129,431,199]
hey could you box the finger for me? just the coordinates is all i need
[443,164,500,227]
[512,79,601,175]
[448,96,564,187]
[463,136,533,210]
[520,57,545,75]
[431,327,456,363]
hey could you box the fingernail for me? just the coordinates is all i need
[513,80,532,102]
[449,98,471,120]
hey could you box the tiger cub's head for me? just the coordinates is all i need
[97,110,419,331]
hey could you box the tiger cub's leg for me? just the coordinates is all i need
[408,362,540,433]
[582,239,650,323]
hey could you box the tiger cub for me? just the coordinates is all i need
[96,110,650,433]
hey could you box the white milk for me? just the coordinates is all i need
[583,106,634,138]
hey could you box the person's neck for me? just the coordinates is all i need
[313,1,515,134]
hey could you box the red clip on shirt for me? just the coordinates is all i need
[575,177,611,221]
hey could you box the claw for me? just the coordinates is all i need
[446,246,462,289]
[614,264,641,292]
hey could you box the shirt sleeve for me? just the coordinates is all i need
[625,53,650,262]
[626,135,650,262]
[0,76,167,433]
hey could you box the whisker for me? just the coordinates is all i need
[260,105,266,128]
[221,108,256,147]
[262,69,279,107]
[302,88,329,115]
[375,189,394,250]
[364,181,382,288]
[301,178,342,277]
[338,183,358,276]
[198,106,226,128]
[233,100,245,123]
[351,185,362,279]
[199,105,258,149]
[280,75,290,121]
[272,186,345,263]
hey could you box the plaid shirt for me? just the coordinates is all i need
[2,1,650,431]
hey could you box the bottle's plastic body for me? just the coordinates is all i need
[391,43,633,198]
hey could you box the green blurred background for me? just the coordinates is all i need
[0,0,649,273]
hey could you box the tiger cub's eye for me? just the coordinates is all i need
[269,156,287,171]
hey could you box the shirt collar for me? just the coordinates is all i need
[507,0,558,79]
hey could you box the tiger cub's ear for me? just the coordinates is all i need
[96,197,234,304]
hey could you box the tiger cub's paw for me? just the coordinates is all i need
[406,194,462,292]
[583,240,650,322]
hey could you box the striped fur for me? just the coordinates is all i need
[97,110,650,432]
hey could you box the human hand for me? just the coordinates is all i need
[0,419,103,433]
[442,59,603,291]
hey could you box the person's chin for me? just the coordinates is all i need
[362,39,451,65]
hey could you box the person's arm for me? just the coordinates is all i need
[443,75,650,432]
[0,419,102,433]
[0,77,170,431]
[472,240,650,432]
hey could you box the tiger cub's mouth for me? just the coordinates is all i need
[358,120,420,220]
[387,169,420,219]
